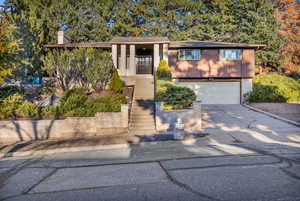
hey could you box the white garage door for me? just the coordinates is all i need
[179,81,241,104]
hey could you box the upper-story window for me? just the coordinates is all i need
[178,49,201,60]
[220,49,242,60]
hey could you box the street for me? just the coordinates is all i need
[1,138,300,201]
[1,105,300,201]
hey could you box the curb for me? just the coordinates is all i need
[0,134,209,158]
[242,104,300,127]
[0,143,130,158]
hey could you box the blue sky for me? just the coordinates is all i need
[0,0,4,5]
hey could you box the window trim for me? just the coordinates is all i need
[178,49,201,61]
[219,49,242,61]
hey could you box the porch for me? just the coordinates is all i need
[111,37,169,76]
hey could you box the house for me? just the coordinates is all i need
[45,31,265,104]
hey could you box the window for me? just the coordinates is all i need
[220,49,242,60]
[178,49,201,60]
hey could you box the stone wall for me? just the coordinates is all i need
[155,102,202,134]
[0,105,129,144]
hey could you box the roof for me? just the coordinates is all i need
[44,42,111,48]
[169,41,265,48]
[110,37,170,44]
[44,38,265,49]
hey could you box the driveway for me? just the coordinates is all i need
[201,104,300,144]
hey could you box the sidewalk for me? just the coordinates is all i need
[0,133,208,158]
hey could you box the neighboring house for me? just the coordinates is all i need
[45,31,265,104]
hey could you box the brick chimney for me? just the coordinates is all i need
[57,30,69,44]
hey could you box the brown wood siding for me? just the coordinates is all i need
[242,49,255,78]
[169,49,255,78]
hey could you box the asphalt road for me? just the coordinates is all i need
[1,140,300,201]
[1,105,300,201]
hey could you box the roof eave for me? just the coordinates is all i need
[44,43,111,48]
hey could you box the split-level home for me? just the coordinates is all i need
[45,31,265,104]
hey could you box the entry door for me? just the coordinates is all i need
[136,55,153,74]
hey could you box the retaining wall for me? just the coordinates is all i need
[155,102,202,134]
[0,105,129,143]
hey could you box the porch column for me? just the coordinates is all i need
[153,43,160,71]
[129,44,136,75]
[162,43,168,64]
[120,44,126,76]
[112,44,118,69]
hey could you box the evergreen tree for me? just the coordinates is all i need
[0,6,20,82]
[6,0,288,72]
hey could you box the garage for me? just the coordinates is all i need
[178,80,241,104]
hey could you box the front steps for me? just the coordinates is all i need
[129,76,156,135]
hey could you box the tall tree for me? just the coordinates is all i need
[275,0,300,73]
[7,0,286,72]
[0,6,20,83]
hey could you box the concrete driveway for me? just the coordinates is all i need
[202,104,300,144]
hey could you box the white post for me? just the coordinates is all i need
[163,43,168,64]
[120,44,127,76]
[241,78,253,103]
[154,43,160,71]
[129,44,136,76]
[112,44,118,69]
[58,31,68,44]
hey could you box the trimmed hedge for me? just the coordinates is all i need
[245,73,300,103]
[156,80,196,110]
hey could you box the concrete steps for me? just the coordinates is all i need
[129,75,156,135]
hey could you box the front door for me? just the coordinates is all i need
[136,55,153,74]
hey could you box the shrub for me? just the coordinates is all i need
[41,105,61,119]
[36,86,56,97]
[245,73,300,103]
[0,94,24,119]
[56,88,127,117]
[43,49,75,91]
[156,80,196,109]
[59,88,88,113]
[0,86,27,99]
[85,49,114,92]
[109,69,123,93]
[156,60,172,80]
[16,101,39,118]
[43,48,113,91]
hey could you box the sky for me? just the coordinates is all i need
[0,0,4,5]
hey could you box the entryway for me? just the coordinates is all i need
[135,44,153,75]
[129,75,156,135]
